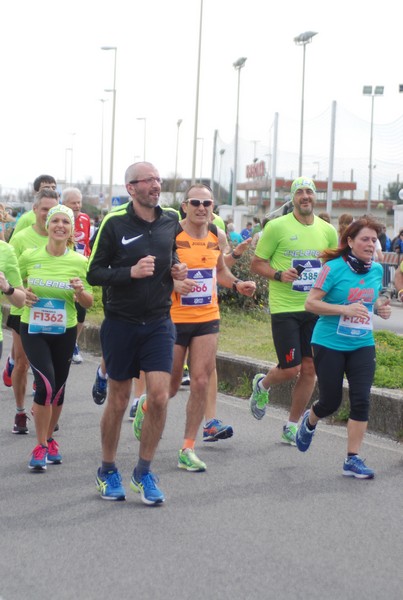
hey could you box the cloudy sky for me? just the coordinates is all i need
[1,0,402,195]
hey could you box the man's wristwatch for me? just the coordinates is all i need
[3,285,15,296]
[274,271,283,282]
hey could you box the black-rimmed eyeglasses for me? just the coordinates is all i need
[186,199,213,208]
[129,177,163,185]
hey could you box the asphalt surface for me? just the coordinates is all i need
[0,330,402,600]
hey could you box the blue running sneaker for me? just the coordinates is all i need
[29,444,48,471]
[72,343,83,364]
[249,373,269,420]
[96,468,126,500]
[130,471,165,505]
[342,455,375,479]
[46,438,62,464]
[128,399,139,421]
[295,410,315,452]
[203,419,233,442]
[2,356,13,387]
[92,368,108,405]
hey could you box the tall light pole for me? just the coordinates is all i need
[197,137,204,182]
[294,31,317,177]
[99,99,108,198]
[173,119,182,203]
[218,149,225,203]
[363,85,384,212]
[136,117,147,161]
[192,0,204,184]
[232,57,247,217]
[101,46,117,210]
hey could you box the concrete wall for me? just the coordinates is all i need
[77,324,403,441]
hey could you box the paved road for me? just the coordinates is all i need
[1,330,402,600]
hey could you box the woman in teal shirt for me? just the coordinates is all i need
[295,217,391,479]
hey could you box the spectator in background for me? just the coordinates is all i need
[240,221,253,240]
[392,229,403,255]
[251,217,269,249]
[378,225,391,252]
[251,217,261,236]
[338,213,354,243]
[0,204,16,241]
[227,222,242,245]
[318,212,331,223]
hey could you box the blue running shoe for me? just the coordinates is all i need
[96,468,126,500]
[342,455,375,479]
[295,410,315,452]
[203,419,233,442]
[92,368,108,405]
[128,399,139,421]
[46,438,62,464]
[130,471,165,505]
[29,444,48,471]
[2,356,13,387]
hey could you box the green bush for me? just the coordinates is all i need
[218,245,268,309]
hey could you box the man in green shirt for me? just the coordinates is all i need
[249,177,338,444]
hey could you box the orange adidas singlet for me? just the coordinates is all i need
[171,224,221,324]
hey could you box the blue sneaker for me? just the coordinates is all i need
[46,438,62,464]
[96,468,126,500]
[249,373,269,420]
[203,419,233,442]
[29,444,48,471]
[2,356,13,387]
[92,368,108,405]
[72,343,83,364]
[128,399,139,421]
[130,471,165,505]
[343,455,375,479]
[295,410,315,452]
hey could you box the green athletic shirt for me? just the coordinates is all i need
[212,214,225,231]
[12,210,36,236]
[0,242,23,341]
[255,212,338,314]
[9,226,50,316]
[18,246,91,329]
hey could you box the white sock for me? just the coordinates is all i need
[258,379,269,392]
[287,421,298,428]
[98,366,108,379]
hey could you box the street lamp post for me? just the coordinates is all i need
[99,99,108,198]
[101,46,117,210]
[363,85,384,212]
[191,0,204,184]
[218,148,225,203]
[136,117,147,161]
[173,119,183,203]
[232,57,247,217]
[294,31,318,177]
[197,137,204,182]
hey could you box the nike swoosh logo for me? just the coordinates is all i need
[121,234,143,245]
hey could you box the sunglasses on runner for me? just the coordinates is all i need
[186,199,213,208]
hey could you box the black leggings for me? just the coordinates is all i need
[311,344,376,422]
[20,324,77,407]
